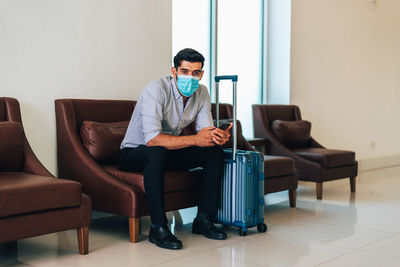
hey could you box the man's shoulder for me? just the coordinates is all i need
[196,84,210,99]
[146,76,172,91]
[142,76,172,100]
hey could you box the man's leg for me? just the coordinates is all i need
[166,145,226,240]
[120,145,168,226]
[119,146,182,249]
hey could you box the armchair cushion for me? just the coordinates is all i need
[104,165,203,193]
[264,155,296,178]
[271,120,311,148]
[291,148,356,168]
[0,173,82,218]
[80,121,129,164]
[0,122,24,172]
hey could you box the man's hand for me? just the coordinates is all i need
[211,123,233,145]
[195,127,216,147]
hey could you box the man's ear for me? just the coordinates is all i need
[199,70,204,80]
[171,67,177,79]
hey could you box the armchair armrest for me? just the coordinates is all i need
[309,137,325,148]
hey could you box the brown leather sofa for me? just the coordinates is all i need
[252,104,358,199]
[55,99,206,243]
[213,104,298,207]
[0,97,91,255]
[55,99,299,244]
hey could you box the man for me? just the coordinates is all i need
[119,48,232,250]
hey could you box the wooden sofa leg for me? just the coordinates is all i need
[316,182,323,200]
[350,176,356,193]
[77,227,89,255]
[129,217,140,243]
[288,189,296,208]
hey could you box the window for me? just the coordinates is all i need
[172,0,291,138]
[217,0,263,137]
[172,0,210,88]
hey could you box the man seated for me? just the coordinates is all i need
[119,48,232,250]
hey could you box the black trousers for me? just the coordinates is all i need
[119,145,224,226]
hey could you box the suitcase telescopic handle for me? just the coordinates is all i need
[215,75,238,82]
[215,75,238,160]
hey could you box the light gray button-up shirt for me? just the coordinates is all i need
[121,76,213,149]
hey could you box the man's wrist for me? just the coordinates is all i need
[190,134,198,146]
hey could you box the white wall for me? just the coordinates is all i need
[291,0,400,168]
[0,0,172,174]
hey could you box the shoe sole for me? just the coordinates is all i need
[149,237,183,250]
[192,229,227,240]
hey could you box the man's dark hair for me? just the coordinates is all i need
[173,48,205,69]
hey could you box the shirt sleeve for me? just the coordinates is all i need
[195,86,214,132]
[140,83,164,144]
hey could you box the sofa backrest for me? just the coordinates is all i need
[211,103,254,151]
[65,99,136,131]
[211,103,233,120]
[57,99,256,165]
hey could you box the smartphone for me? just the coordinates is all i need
[218,123,231,130]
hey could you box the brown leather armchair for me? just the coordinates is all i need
[252,104,358,199]
[0,97,91,255]
[55,99,204,243]
[212,104,298,207]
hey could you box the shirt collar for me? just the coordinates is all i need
[171,76,182,99]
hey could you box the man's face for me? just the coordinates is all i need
[171,60,204,80]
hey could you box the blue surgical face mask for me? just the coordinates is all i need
[176,75,200,97]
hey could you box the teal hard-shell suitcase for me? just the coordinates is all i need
[214,75,267,236]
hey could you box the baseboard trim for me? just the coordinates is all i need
[358,154,400,172]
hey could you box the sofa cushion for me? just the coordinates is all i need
[272,120,311,148]
[104,165,203,193]
[0,122,24,172]
[264,155,296,178]
[291,148,356,168]
[80,121,129,164]
[0,173,82,218]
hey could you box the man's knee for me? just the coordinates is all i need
[200,145,224,164]
[208,145,224,160]
[146,146,168,162]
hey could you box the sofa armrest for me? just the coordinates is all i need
[247,138,267,154]
[55,99,144,217]
[2,97,53,177]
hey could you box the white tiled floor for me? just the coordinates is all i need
[2,166,400,267]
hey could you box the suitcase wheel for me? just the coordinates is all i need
[239,228,247,236]
[257,223,267,233]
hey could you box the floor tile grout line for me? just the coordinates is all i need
[314,245,400,267]
[148,249,200,267]
[267,224,399,252]
[313,247,363,266]
[354,232,400,253]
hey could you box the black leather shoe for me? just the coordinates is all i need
[192,217,227,240]
[149,226,183,250]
